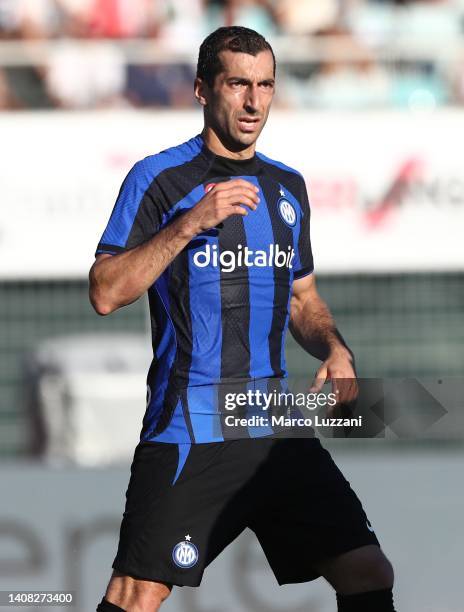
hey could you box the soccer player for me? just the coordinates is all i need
[90,26,397,612]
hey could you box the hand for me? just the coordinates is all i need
[182,179,260,235]
[309,347,358,414]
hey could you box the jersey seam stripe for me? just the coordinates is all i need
[153,281,178,362]
[180,390,196,443]
[256,152,302,177]
[95,243,126,253]
[294,267,314,279]
[145,281,179,439]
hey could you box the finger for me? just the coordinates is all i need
[220,186,260,205]
[229,205,249,216]
[332,377,358,404]
[222,194,259,210]
[214,180,259,197]
[309,366,327,393]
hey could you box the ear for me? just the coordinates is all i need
[194,77,208,107]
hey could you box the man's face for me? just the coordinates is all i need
[199,49,275,151]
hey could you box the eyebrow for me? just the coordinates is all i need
[226,76,275,86]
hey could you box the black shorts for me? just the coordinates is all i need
[113,437,380,587]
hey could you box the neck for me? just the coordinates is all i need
[201,126,256,160]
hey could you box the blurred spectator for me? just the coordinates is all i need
[87,0,160,39]
[347,0,464,46]
[206,0,280,38]
[455,60,464,103]
[16,0,64,39]
[395,0,463,42]
[46,40,126,108]
[42,1,126,108]
[0,68,16,108]
[153,0,206,51]
[345,0,397,46]
[0,0,463,110]
[0,0,21,38]
[0,0,58,108]
[126,64,196,107]
[276,0,340,35]
[283,26,391,109]
[125,0,204,108]
[389,61,449,108]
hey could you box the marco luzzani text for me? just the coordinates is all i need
[223,389,363,429]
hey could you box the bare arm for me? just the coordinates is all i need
[89,179,260,315]
[289,273,357,402]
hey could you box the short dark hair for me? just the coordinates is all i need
[196,26,276,87]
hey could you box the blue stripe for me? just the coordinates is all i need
[187,224,223,387]
[163,184,206,226]
[246,379,274,438]
[150,397,191,443]
[243,176,275,378]
[172,443,191,485]
[101,135,204,248]
[186,213,224,441]
[187,386,224,443]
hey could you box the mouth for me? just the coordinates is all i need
[237,117,260,133]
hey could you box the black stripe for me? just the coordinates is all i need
[257,160,305,196]
[218,214,251,378]
[216,212,251,440]
[96,243,125,254]
[168,247,194,385]
[258,175,293,377]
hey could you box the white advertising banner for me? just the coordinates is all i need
[0,109,463,278]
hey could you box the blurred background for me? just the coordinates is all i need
[0,1,463,611]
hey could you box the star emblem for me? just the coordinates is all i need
[185,534,191,541]
[279,188,285,196]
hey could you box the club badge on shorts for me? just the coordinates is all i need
[172,535,199,568]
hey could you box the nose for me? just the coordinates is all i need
[244,84,259,114]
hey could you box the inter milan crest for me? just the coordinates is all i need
[172,535,199,568]
[278,197,297,227]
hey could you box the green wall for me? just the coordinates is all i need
[1,273,462,456]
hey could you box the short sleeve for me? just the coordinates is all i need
[95,159,164,256]
[293,181,314,279]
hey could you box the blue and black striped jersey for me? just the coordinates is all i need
[96,134,314,443]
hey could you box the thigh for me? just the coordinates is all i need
[249,438,380,585]
[113,439,274,587]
